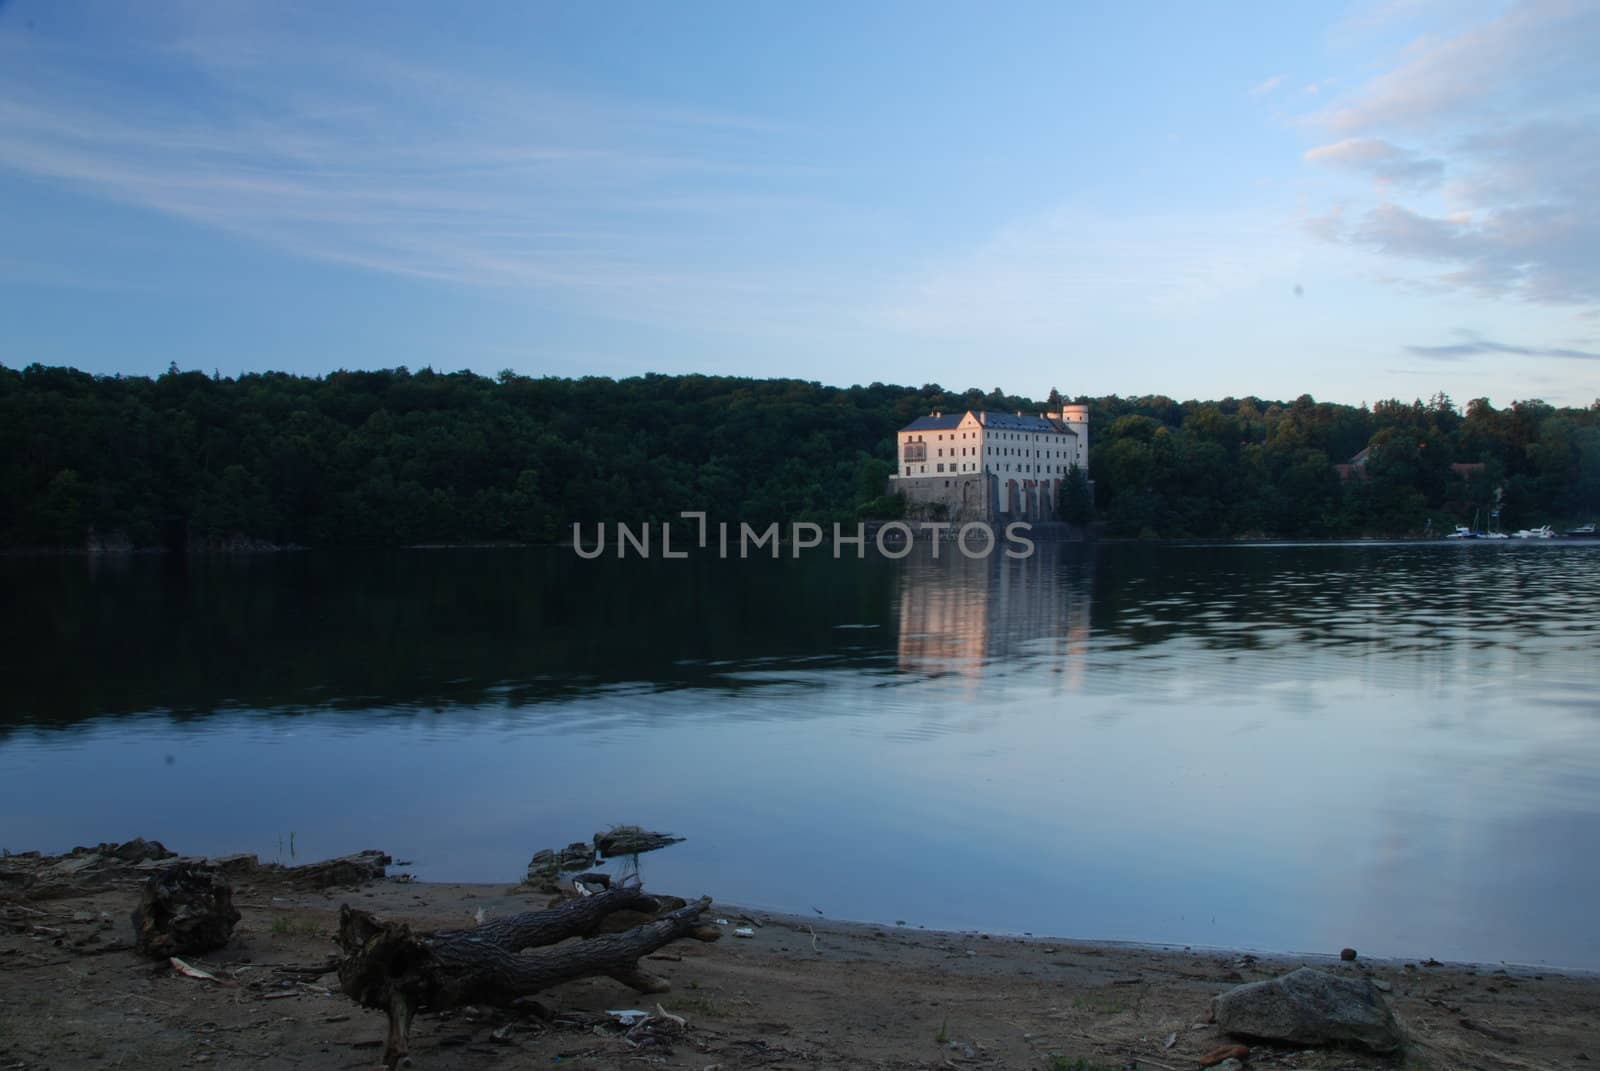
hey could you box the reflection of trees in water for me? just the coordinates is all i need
[0,549,904,733]
[6,542,1594,739]
[1085,542,1600,668]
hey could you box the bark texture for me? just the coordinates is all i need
[336,883,717,1068]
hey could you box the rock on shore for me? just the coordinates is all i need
[1213,967,1403,1052]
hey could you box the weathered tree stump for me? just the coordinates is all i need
[336,882,719,1068]
[130,861,241,958]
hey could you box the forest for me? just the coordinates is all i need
[1,361,1596,548]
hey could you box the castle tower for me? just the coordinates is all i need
[1059,404,1089,473]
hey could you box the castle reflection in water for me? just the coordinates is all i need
[894,546,1092,691]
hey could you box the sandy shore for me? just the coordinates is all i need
[2,858,1595,1070]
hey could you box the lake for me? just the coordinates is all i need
[3,540,1599,968]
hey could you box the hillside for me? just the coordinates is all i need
[2,363,1595,547]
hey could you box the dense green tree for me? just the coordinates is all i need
[1,364,1594,547]
[1059,463,1093,524]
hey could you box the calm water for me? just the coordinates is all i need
[3,541,1599,967]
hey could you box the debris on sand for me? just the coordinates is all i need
[131,862,241,959]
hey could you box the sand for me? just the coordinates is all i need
[3,857,1595,1070]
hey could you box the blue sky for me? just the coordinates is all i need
[1,0,1596,407]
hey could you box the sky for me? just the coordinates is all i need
[0,0,1597,408]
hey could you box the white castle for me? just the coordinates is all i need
[888,401,1089,522]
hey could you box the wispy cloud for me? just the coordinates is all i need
[1335,0,1452,34]
[1304,137,1443,189]
[1250,75,1285,97]
[0,12,835,330]
[1301,0,1600,307]
[1406,330,1600,361]
[1323,0,1593,134]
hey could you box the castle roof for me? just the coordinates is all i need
[899,412,967,431]
[898,410,1075,434]
[977,411,1062,432]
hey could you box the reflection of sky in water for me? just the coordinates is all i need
[3,542,1599,967]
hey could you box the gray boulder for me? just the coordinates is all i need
[1213,967,1403,1053]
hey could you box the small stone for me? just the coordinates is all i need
[1372,979,1393,992]
[1216,1060,1245,1071]
[1341,947,1358,961]
[108,838,176,863]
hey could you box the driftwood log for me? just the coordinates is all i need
[337,882,719,1067]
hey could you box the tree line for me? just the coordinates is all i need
[1,362,1595,548]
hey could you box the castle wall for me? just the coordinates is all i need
[890,472,1068,523]
[891,472,994,523]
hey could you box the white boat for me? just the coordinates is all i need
[1512,525,1555,539]
[1445,525,1476,540]
[1567,523,1597,536]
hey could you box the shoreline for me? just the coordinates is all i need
[10,841,1594,976]
[4,846,1596,1069]
[6,532,1599,556]
[728,903,1600,979]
